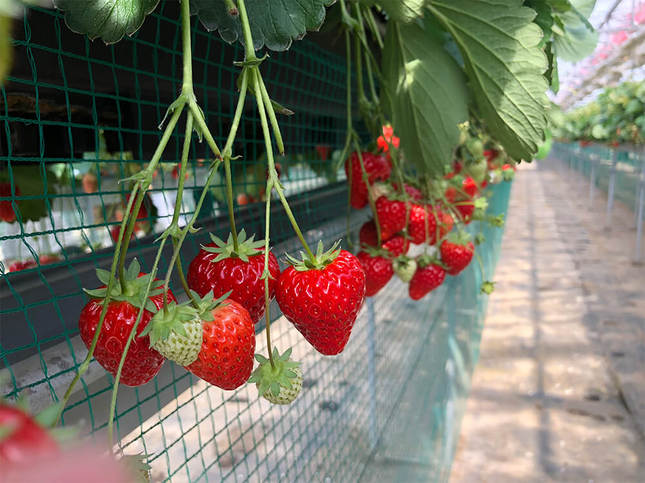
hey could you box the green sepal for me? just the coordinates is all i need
[415,254,445,270]
[445,230,472,246]
[83,259,167,315]
[248,347,300,397]
[474,233,486,246]
[121,453,152,483]
[34,401,65,428]
[139,302,200,345]
[191,290,231,322]
[203,229,265,263]
[481,281,496,295]
[284,240,342,272]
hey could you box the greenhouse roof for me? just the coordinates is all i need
[556,0,645,110]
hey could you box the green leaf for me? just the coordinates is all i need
[52,0,160,44]
[552,0,598,62]
[428,0,549,161]
[360,0,426,22]
[382,19,469,175]
[190,0,335,52]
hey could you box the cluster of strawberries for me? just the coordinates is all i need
[349,131,515,302]
[78,229,367,406]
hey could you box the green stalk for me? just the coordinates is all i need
[107,236,168,447]
[164,111,196,309]
[107,162,221,446]
[219,68,250,252]
[257,74,285,155]
[262,177,275,369]
[117,104,184,283]
[53,188,138,425]
[237,0,257,61]
[253,77,314,259]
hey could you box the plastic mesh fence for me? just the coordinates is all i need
[0,5,512,482]
[551,142,645,211]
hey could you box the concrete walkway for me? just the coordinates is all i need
[451,162,645,482]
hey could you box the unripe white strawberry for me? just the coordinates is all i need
[140,303,203,366]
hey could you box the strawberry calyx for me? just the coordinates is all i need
[83,259,163,313]
[415,254,444,270]
[285,240,341,271]
[139,301,200,345]
[393,256,417,283]
[191,290,231,322]
[203,229,265,263]
[360,245,390,259]
[248,347,301,399]
[481,281,496,294]
[445,230,472,246]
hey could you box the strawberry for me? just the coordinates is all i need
[392,183,423,201]
[249,347,302,405]
[440,233,475,276]
[345,152,392,209]
[357,250,394,297]
[359,220,379,247]
[502,164,515,181]
[375,196,406,241]
[408,204,437,245]
[8,260,37,272]
[393,256,417,283]
[276,242,366,355]
[0,403,59,464]
[409,258,446,300]
[186,297,255,390]
[0,182,18,223]
[140,300,203,366]
[187,230,280,323]
[437,207,454,239]
[359,220,408,256]
[462,177,478,197]
[382,235,410,257]
[78,259,174,386]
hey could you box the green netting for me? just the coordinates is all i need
[551,142,645,211]
[0,5,512,481]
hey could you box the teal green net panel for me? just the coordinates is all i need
[551,142,645,211]
[0,4,512,482]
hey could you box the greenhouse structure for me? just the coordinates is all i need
[1,1,644,482]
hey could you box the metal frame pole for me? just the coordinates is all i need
[634,149,645,264]
[606,149,617,229]
[589,154,596,205]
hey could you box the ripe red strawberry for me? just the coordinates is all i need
[437,208,454,239]
[440,233,475,276]
[187,230,280,323]
[276,243,366,355]
[8,260,37,272]
[0,182,18,223]
[375,196,406,241]
[392,183,423,201]
[383,235,410,257]
[78,260,174,386]
[359,220,379,247]
[462,177,478,197]
[186,297,255,390]
[456,201,475,224]
[408,204,437,245]
[357,250,394,297]
[345,152,392,209]
[409,259,446,300]
[359,220,408,256]
[0,403,59,464]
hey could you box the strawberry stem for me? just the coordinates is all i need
[262,177,276,369]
